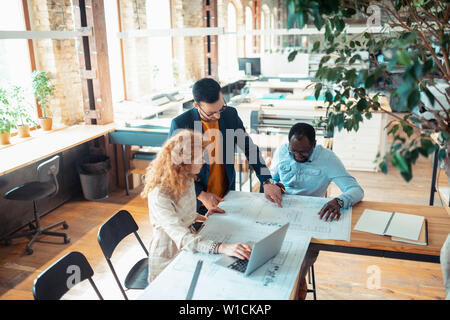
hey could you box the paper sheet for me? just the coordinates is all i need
[217,191,353,241]
[139,191,350,300]
[354,209,425,241]
[385,212,424,241]
[353,209,393,235]
[139,233,311,300]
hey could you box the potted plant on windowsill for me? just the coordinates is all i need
[32,71,55,131]
[0,88,16,145]
[10,85,37,138]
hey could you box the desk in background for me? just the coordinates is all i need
[0,124,116,177]
[244,79,314,96]
[233,93,390,172]
[0,124,116,239]
[109,127,169,195]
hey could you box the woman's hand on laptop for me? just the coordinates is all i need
[218,243,252,260]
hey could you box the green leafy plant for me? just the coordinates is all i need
[0,87,16,134]
[286,0,450,181]
[31,70,55,119]
[9,85,37,128]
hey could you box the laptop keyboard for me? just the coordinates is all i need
[228,259,249,273]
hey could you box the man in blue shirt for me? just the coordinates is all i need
[269,122,364,299]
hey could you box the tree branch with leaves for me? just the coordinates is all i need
[286,0,449,181]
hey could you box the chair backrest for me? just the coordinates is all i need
[37,155,60,182]
[33,251,103,300]
[97,210,140,259]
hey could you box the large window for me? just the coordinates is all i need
[260,11,265,54]
[146,0,174,92]
[219,2,238,80]
[0,1,34,111]
[261,5,271,53]
[271,12,276,50]
[245,6,253,56]
[104,2,125,103]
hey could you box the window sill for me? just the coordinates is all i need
[0,122,116,177]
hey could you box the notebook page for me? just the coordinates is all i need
[391,220,427,245]
[354,209,393,235]
[384,212,424,241]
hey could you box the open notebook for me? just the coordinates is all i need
[354,209,428,246]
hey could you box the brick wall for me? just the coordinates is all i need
[26,0,286,116]
[29,0,84,126]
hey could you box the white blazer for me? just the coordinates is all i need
[147,180,214,281]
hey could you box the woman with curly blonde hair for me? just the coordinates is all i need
[141,130,251,281]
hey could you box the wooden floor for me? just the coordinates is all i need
[0,156,447,300]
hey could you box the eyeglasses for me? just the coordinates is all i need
[197,101,227,118]
[289,145,313,158]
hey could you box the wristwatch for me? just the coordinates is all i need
[275,183,286,194]
[334,197,344,208]
[263,178,276,185]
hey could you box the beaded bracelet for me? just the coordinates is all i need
[209,241,219,254]
[214,242,222,254]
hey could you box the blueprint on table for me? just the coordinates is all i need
[216,191,352,241]
[139,191,350,300]
[139,231,311,300]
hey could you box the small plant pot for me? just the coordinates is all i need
[0,131,11,145]
[39,117,53,131]
[17,125,31,138]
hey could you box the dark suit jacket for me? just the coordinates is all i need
[169,107,271,210]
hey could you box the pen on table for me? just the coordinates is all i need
[186,260,203,300]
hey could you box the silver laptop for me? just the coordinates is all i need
[215,223,289,277]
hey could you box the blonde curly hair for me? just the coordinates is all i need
[141,130,206,202]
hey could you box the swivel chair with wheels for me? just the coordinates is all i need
[3,155,69,255]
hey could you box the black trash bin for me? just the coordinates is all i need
[77,155,111,201]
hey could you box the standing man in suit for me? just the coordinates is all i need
[169,78,283,218]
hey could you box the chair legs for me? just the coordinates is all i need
[4,201,69,255]
[306,264,317,300]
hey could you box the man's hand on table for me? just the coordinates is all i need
[318,198,342,222]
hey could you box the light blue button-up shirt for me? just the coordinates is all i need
[270,144,364,209]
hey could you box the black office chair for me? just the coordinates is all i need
[3,155,69,255]
[33,251,103,300]
[97,210,149,300]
